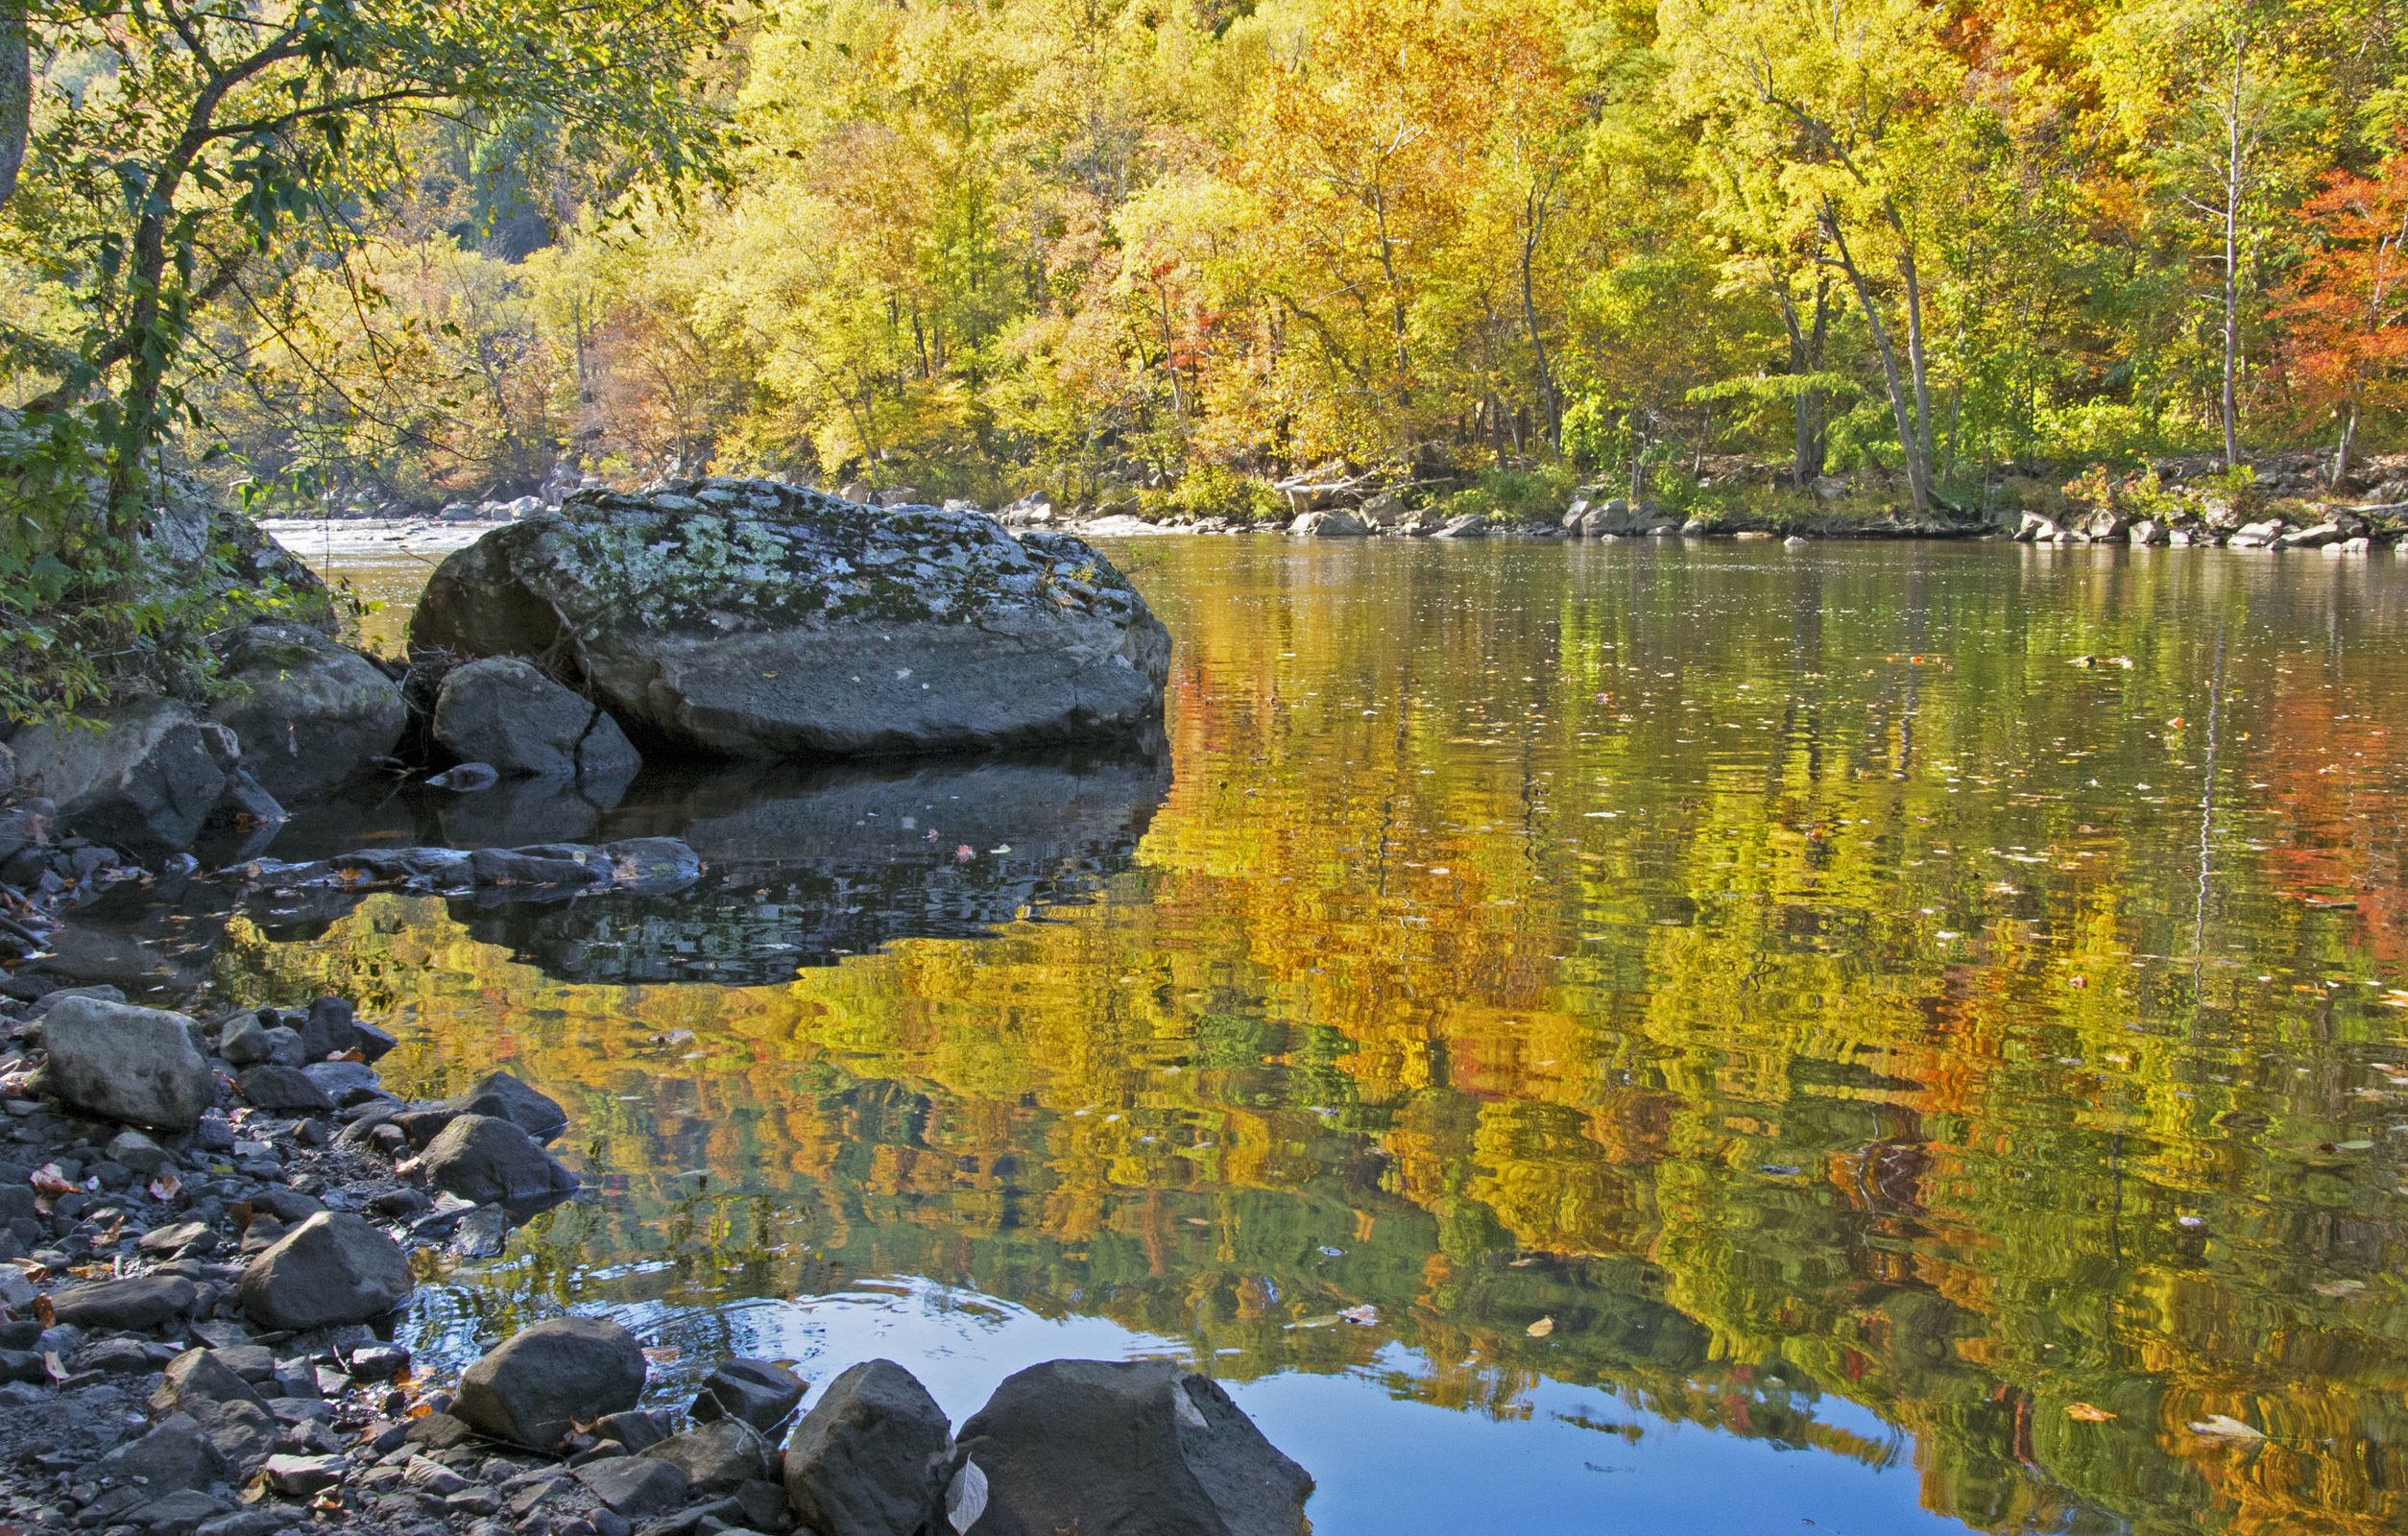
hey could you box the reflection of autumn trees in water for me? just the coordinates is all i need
[233,544,2408,1535]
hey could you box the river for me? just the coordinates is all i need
[229,530,2408,1535]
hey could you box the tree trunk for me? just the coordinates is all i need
[0,1,25,215]
[2334,401,2357,490]
[2219,44,2244,471]
[1519,173,1558,447]
[1776,279,1829,488]
[1823,204,1932,516]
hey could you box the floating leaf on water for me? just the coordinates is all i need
[2336,1140,2374,1151]
[1337,1305,1379,1326]
[1528,1316,1555,1337]
[2065,1404,2117,1422]
[2187,1414,2264,1441]
[642,1346,681,1365]
[946,1458,989,1534]
[2313,1279,2367,1298]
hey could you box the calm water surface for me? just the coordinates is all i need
[233,536,2408,1536]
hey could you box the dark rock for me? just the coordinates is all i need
[410,483,1170,759]
[39,996,216,1131]
[592,1409,675,1453]
[235,1065,335,1114]
[451,1070,568,1143]
[204,623,406,802]
[434,658,642,786]
[301,1060,385,1105]
[99,1414,224,1493]
[136,1488,233,1534]
[782,1358,951,1536]
[574,1455,689,1518]
[9,698,277,855]
[642,1417,776,1496]
[952,1359,1312,1536]
[219,1018,302,1068]
[454,1315,645,1451]
[50,1273,197,1332]
[405,1412,480,1451]
[691,1357,807,1432]
[297,996,364,1060]
[419,1113,580,1205]
[236,1212,412,1331]
[154,1349,269,1415]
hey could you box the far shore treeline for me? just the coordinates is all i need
[2,0,2406,715]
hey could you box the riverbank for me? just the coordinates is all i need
[0,975,1309,1536]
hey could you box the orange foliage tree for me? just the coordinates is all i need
[2276,150,2408,488]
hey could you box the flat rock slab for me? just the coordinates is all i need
[235,837,702,903]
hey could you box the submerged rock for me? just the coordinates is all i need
[409,479,1169,758]
[40,995,217,1131]
[954,1358,1312,1536]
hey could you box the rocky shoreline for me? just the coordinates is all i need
[0,982,1312,1536]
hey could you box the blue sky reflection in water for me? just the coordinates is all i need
[231,536,2408,1536]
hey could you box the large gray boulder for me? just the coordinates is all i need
[236,1212,412,1330]
[953,1359,1312,1536]
[40,996,216,1130]
[409,480,1169,759]
[783,1358,952,1536]
[432,658,639,784]
[205,622,405,801]
[11,697,282,854]
[455,1315,646,1451]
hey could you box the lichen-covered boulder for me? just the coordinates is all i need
[409,480,1169,759]
[205,623,405,801]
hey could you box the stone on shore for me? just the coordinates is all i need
[455,1315,646,1451]
[783,1357,953,1536]
[691,1357,807,1431]
[953,1358,1312,1536]
[40,996,217,1131]
[432,657,641,785]
[575,1454,690,1518]
[1287,509,1369,538]
[11,697,282,854]
[49,1273,198,1332]
[642,1417,778,1496]
[204,622,406,801]
[419,1112,580,1205]
[237,1212,413,1331]
[236,1064,336,1114]
[409,480,1170,759]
